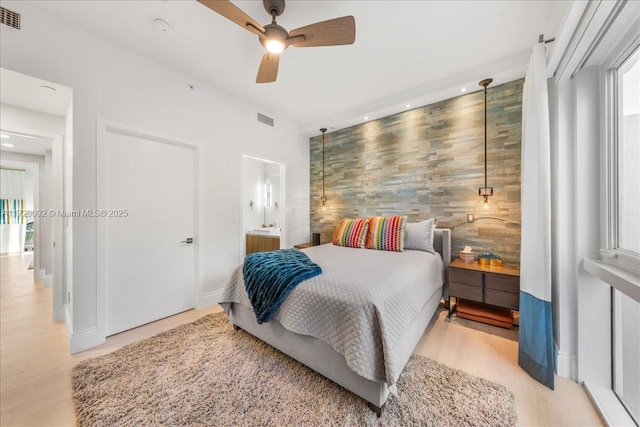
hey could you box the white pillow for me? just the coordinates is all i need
[404,218,435,253]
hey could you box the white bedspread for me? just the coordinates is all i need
[219,243,443,385]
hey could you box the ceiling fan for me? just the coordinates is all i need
[198,0,356,83]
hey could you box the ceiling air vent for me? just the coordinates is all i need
[257,113,274,127]
[1,6,20,30]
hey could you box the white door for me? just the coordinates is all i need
[104,131,195,336]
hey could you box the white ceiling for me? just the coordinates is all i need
[0,68,67,156]
[0,132,52,157]
[0,68,72,117]
[21,0,572,136]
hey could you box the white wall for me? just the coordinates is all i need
[63,102,74,325]
[574,67,611,387]
[0,2,309,352]
[550,66,612,386]
[0,104,65,136]
[549,77,578,379]
[23,169,34,213]
[42,150,53,275]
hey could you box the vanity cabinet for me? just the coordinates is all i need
[246,234,280,255]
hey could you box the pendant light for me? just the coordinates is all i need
[320,128,328,211]
[478,78,494,211]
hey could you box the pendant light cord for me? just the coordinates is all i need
[484,84,487,191]
[478,78,492,199]
[320,128,327,204]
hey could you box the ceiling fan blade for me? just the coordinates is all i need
[198,0,265,36]
[287,16,355,48]
[256,53,279,83]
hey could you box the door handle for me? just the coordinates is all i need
[181,237,194,244]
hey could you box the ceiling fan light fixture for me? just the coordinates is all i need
[265,39,285,53]
[198,0,356,83]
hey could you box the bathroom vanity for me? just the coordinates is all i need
[245,230,280,255]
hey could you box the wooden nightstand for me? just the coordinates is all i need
[448,258,520,317]
[294,242,313,249]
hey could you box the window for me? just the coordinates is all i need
[605,44,640,274]
[616,48,640,257]
[607,42,640,425]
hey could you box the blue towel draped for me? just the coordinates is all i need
[243,249,322,324]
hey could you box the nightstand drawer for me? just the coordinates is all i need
[449,281,483,303]
[449,268,482,287]
[485,272,519,293]
[485,289,519,310]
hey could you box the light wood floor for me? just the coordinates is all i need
[1,254,603,426]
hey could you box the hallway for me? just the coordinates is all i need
[0,254,72,425]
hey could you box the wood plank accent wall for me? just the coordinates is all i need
[310,79,523,265]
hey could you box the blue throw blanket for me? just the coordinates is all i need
[243,249,322,324]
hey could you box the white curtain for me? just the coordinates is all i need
[0,169,26,254]
[519,43,555,389]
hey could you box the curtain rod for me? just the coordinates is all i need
[0,166,26,172]
[538,34,555,44]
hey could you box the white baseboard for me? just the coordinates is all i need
[556,347,578,380]
[35,269,45,280]
[64,304,73,348]
[43,274,53,287]
[66,311,105,354]
[199,288,224,309]
[69,325,106,354]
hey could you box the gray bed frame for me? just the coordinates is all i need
[227,228,451,414]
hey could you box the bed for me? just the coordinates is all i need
[219,228,451,414]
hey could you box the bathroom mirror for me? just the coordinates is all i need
[242,155,283,232]
[263,163,281,227]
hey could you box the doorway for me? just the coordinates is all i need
[0,68,72,325]
[242,156,285,255]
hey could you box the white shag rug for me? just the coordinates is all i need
[73,312,517,426]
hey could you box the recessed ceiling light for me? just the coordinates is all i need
[154,18,170,32]
[461,88,467,93]
[364,116,369,121]
[0,133,9,139]
[41,85,57,92]
[2,143,15,147]
[406,104,411,108]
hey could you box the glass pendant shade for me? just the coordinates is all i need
[474,195,500,214]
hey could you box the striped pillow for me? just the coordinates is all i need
[333,218,370,248]
[366,215,407,252]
